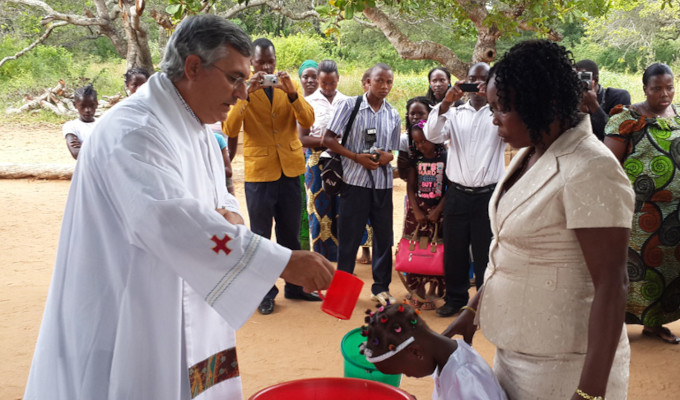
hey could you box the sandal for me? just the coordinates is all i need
[642,326,680,344]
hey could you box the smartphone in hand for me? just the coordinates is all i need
[459,83,480,92]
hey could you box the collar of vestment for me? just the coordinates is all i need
[168,75,203,127]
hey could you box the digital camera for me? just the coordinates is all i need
[578,71,592,89]
[261,74,279,87]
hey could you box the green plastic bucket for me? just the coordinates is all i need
[340,328,402,387]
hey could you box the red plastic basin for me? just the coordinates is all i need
[248,377,412,400]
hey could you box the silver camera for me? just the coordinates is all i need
[261,74,279,87]
[577,71,592,89]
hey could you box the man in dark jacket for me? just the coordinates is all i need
[575,59,631,140]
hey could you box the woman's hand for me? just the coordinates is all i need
[442,288,483,343]
[413,208,427,226]
[441,308,477,344]
[427,208,442,224]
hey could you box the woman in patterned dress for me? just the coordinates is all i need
[605,62,680,344]
[298,60,348,260]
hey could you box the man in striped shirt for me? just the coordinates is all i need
[323,63,401,305]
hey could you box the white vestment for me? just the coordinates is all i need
[24,73,290,400]
[432,340,507,400]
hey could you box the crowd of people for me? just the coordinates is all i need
[31,13,680,400]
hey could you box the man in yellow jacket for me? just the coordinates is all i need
[224,38,317,315]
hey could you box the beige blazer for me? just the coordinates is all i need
[479,115,635,355]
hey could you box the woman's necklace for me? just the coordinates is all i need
[518,147,536,176]
[503,147,535,193]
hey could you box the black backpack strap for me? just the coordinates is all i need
[340,95,363,147]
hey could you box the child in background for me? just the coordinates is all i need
[213,131,235,195]
[400,119,447,310]
[208,123,236,196]
[63,84,98,160]
[361,303,507,400]
[124,67,151,96]
[397,96,433,180]
[361,67,373,93]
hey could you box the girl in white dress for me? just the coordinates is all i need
[361,303,506,400]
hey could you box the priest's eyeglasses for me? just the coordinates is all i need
[211,64,247,89]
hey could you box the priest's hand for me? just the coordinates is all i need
[216,208,245,225]
[281,251,334,293]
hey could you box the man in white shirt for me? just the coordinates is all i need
[24,15,333,400]
[424,62,506,317]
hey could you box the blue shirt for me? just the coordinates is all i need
[214,133,227,150]
[327,94,401,189]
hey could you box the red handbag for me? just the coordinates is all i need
[394,224,444,276]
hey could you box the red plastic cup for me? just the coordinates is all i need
[318,270,364,320]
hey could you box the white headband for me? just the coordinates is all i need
[363,336,415,363]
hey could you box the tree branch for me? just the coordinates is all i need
[222,0,318,20]
[362,6,469,78]
[0,21,68,68]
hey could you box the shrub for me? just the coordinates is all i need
[266,33,332,72]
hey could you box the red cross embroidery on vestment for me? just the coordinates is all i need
[210,234,232,255]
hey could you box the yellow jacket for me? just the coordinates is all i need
[224,81,314,182]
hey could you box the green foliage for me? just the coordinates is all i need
[0,38,73,102]
[265,33,333,71]
[0,37,128,110]
[334,67,427,124]
[582,0,680,72]
[166,0,208,20]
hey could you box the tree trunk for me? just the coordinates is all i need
[472,25,501,65]
[120,0,154,72]
[0,163,73,180]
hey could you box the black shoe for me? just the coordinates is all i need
[284,291,322,302]
[436,302,462,317]
[258,298,275,315]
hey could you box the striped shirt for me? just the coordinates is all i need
[327,94,401,189]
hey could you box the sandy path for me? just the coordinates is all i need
[0,122,678,399]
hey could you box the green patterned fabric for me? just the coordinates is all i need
[299,174,310,250]
[606,106,680,327]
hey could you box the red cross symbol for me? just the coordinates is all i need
[210,234,232,255]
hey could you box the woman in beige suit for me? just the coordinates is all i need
[443,40,635,400]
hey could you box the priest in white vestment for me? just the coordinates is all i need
[23,15,334,400]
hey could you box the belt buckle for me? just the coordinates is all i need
[464,187,474,193]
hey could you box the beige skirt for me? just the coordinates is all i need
[493,327,630,400]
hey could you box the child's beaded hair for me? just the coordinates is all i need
[360,301,422,363]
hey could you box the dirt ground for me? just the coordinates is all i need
[1,122,679,399]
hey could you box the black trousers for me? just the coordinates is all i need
[442,185,494,307]
[337,185,393,295]
[245,176,303,300]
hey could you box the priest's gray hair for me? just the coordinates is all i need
[161,14,252,82]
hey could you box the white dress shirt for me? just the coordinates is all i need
[306,88,348,138]
[424,101,506,187]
